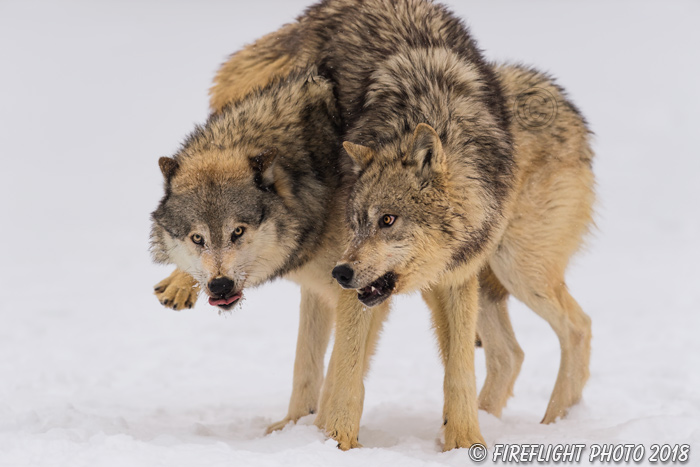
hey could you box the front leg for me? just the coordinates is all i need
[426,275,486,451]
[267,287,334,433]
[315,289,390,450]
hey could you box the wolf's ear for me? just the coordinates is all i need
[407,123,446,176]
[249,148,279,191]
[343,141,374,170]
[158,157,179,182]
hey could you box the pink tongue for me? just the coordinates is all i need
[208,293,242,306]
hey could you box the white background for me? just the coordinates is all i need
[1,1,699,465]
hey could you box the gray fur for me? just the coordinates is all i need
[150,70,343,282]
[268,0,516,290]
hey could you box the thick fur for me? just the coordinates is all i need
[151,71,374,435]
[151,72,345,288]
[277,0,510,449]
[157,0,595,451]
[340,59,594,432]
[210,24,303,112]
[484,63,594,424]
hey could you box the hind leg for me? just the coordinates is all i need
[491,253,591,423]
[491,145,594,423]
[477,267,524,417]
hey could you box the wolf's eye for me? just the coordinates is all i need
[231,226,246,241]
[379,215,397,228]
[191,233,205,246]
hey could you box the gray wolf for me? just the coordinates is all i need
[150,70,367,434]
[338,60,594,436]
[154,0,594,451]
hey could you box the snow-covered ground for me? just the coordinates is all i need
[1,1,699,465]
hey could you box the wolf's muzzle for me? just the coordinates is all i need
[332,264,355,288]
[207,276,242,309]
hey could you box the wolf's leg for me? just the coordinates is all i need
[422,288,449,367]
[476,266,524,417]
[210,22,304,113]
[362,298,390,373]
[314,298,389,436]
[424,273,521,416]
[424,276,485,451]
[153,269,200,311]
[491,255,591,424]
[266,287,334,433]
[315,289,390,450]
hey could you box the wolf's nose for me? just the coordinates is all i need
[208,277,234,297]
[332,264,354,288]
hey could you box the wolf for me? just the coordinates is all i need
[150,70,372,434]
[337,60,594,433]
[312,2,593,445]
[154,0,594,451]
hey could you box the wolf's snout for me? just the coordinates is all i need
[332,264,355,288]
[207,277,242,309]
[208,277,235,297]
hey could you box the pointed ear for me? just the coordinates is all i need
[343,141,374,170]
[408,123,445,175]
[158,157,179,181]
[249,148,279,191]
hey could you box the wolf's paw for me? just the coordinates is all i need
[330,431,361,451]
[266,407,318,434]
[154,270,200,311]
[478,398,503,418]
[478,389,509,418]
[541,402,569,424]
[540,385,583,424]
[442,425,485,452]
[316,418,361,451]
[266,416,295,434]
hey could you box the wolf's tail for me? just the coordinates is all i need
[210,21,309,113]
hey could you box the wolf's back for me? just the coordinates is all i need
[495,63,594,168]
[495,63,595,254]
[303,0,507,131]
[211,0,508,132]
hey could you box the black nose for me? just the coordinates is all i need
[208,277,234,297]
[332,264,354,288]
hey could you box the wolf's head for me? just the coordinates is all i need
[333,123,513,307]
[151,72,341,310]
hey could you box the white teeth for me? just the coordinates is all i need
[371,286,376,292]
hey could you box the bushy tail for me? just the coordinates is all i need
[210,22,308,113]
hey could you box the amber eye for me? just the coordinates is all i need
[379,215,397,228]
[231,226,246,241]
[191,233,204,246]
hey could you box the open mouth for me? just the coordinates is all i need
[357,272,397,307]
[208,292,243,310]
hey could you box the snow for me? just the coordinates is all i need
[1,1,699,465]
